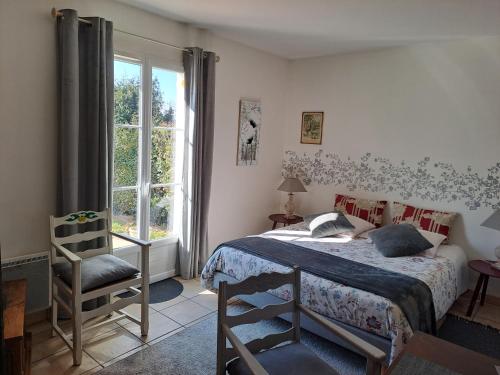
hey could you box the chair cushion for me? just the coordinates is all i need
[226,343,339,375]
[52,254,140,292]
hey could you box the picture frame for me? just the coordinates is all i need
[300,111,324,145]
[237,98,262,166]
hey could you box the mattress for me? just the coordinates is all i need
[201,223,468,361]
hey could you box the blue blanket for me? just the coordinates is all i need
[218,236,436,334]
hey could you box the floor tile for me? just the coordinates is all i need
[191,290,218,311]
[31,348,100,375]
[179,279,207,298]
[159,299,212,325]
[478,302,500,321]
[150,294,188,311]
[122,312,181,342]
[31,332,68,363]
[147,326,185,346]
[27,320,52,336]
[60,318,122,342]
[102,345,148,367]
[83,327,144,365]
[184,311,217,328]
[118,302,156,319]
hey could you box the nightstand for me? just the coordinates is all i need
[466,260,500,317]
[268,214,303,230]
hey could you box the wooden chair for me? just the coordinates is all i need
[217,267,386,375]
[49,209,150,366]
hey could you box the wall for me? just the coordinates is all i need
[0,0,287,270]
[203,34,287,250]
[283,39,500,293]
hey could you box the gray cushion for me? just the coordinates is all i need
[368,224,433,257]
[52,254,140,292]
[306,212,355,238]
[227,342,338,375]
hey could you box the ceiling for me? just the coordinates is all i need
[117,0,500,59]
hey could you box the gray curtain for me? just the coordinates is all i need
[180,48,216,279]
[56,9,113,310]
[57,9,113,217]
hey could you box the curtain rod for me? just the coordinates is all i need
[51,8,220,62]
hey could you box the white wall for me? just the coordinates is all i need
[284,39,500,293]
[203,34,287,250]
[0,0,287,272]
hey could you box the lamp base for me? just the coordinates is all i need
[284,193,296,219]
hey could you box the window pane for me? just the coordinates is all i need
[113,127,139,187]
[149,186,173,240]
[112,189,138,246]
[151,129,176,185]
[152,68,178,128]
[114,60,141,126]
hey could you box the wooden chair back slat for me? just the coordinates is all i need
[225,300,295,328]
[217,267,301,375]
[74,247,110,259]
[54,229,109,245]
[223,327,296,363]
[49,209,112,262]
[223,271,296,299]
[52,210,107,227]
[244,326,295,354]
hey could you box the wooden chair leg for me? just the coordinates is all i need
[72,262,83,366]
[140,245,150,336]
[72,304,82,365]
[51,283,58,337]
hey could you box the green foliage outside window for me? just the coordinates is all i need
[113,76,176,239]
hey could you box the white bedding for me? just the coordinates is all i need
[437,245,469,296]
[201,223,468,361]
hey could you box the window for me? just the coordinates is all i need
[112,56,184,248]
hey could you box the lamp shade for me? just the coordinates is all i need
[277,177,307,193]
[481,209,500,231]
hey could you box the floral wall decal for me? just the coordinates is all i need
[282,150,499,211]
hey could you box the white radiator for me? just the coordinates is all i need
[1,252,50,313]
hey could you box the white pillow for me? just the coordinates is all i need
[344,214,376,238]
[418,229,447,258]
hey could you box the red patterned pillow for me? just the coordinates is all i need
[334,194,387,227]
[392,202,457,242]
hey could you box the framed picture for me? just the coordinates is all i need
[237,98,262,166]
[300,111,324,145]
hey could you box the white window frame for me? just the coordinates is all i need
[113,52,184,248]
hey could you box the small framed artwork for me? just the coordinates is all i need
[300,111,324,145]
[237,98,262,166]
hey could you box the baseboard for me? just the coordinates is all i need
[25,309,50,326]
[150,269,177,283]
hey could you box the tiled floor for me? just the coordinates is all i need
[448,290,500,330]
[28,277,217,375]
[27,280,500,375]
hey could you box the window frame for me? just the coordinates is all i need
[113,51,184,248]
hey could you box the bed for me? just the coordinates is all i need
[201,222,468,362]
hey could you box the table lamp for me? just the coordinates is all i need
[278,177,307,219]
[481,209,500,270]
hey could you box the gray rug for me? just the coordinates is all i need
[97,307,500,375]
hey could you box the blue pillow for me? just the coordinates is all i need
[307,212,355,238]
[368,224,433,257]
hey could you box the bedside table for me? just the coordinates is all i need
[466,260,500,317]
[268,214,303,230]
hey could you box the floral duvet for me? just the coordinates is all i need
[201,223,461,361]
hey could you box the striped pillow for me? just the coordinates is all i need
[334,194,387,227]
[392,202,457,243]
